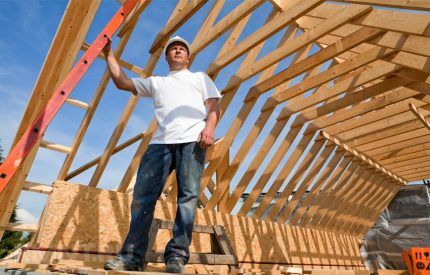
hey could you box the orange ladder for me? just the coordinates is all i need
[0,0,140,194]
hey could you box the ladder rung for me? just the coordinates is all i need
[65,98,89,110]
[40,140,72,154]
[2,223,38,232]
[22,181,53,194]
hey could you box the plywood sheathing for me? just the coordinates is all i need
[36,181,365,268]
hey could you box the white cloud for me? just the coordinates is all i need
[16,208,38,225]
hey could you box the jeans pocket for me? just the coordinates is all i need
[193,143,206,164]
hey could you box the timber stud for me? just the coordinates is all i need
[0,173,6,179]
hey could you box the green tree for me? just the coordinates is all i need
[0,139,31,258]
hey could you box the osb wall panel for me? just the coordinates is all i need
[37,181,364,267]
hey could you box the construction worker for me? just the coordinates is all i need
[102,36,221,272]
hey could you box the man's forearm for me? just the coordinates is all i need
[103,47,136,94]
[105,52,128,89]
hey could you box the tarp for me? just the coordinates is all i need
[361,184,430,272]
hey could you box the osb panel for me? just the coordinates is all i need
[37,181,364,267]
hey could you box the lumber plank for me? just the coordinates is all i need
[308,3,430,36]
[65,98,89,110]
[190,0,264,55]
[2,223,38,232]
[330,0,430,11]
[22,181,53,194]
[40,140,72,154]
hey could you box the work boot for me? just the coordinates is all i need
[165,256,185,273]
[104,258,142,271]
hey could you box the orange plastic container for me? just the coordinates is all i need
[403,247,430,274]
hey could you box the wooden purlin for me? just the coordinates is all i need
[0,0,101,240]
[330,0,430,11]
[321,131,406,184]
[308,3,430,36]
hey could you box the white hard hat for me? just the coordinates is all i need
[164,35,191,55]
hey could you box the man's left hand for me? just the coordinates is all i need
[198,126,215,148]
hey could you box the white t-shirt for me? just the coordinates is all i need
[132,69,221,144]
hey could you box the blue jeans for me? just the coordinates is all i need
[118,142,205,267]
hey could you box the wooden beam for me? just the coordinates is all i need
[248,27,386,103]
[65,98,89,110]
[2,223,38,232]
[312,166,372,229]
[355,127,429,152]
[190,0,264,55]
[292,154,353,226]
[330,0,430,11]
[307,87,419,135]
[410,103,430,132]
[22,181,53,194]
[206,0,326,76]
[277,143,338,223]
[224,5,376,94]
[321,131,406,184]
[40,140,72,154]
[149,0,209,53]
[297,17,430,59]
[325,95,426,137]
[308,3,430,36]
[65,132,145,181]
